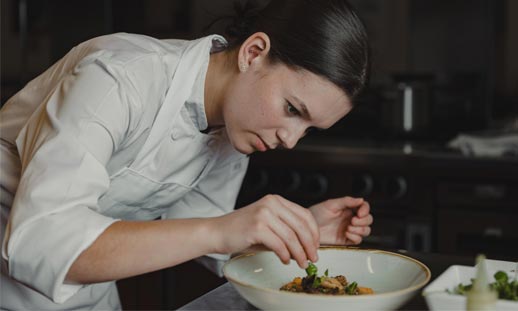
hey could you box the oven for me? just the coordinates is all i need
[236,141,518,257]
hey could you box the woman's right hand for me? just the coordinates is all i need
[212,194,320,268]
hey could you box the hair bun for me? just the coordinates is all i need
[225,1,264,41]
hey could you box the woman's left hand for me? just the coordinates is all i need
[309,196,373,245]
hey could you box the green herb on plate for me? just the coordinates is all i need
[447,271,518,301]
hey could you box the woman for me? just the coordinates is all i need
[0,0,372,309]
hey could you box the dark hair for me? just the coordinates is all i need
[223,0,370,100]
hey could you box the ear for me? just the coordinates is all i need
[237,32,271,73]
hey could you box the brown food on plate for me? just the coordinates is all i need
[280,274,374,295]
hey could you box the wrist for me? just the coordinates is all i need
[202,216,226,255]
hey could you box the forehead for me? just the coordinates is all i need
[276,65,352,128]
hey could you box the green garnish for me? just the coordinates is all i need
[447,270,518,301]
[492,271,518,301]
[312,276,322,288]
[306,262,318,277]
[346,281,358,295]
[305,262,322,288]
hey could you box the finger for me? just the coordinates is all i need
[260,196,317,264]
[347,225,371,237]
[275,196,320,246]
[352,214,373,226]
[260,228,292,265]
[345,231,362,245]
[275,196,320,251]
[355,201,370,217]
[267,214,310,268]
[341,196,364,208]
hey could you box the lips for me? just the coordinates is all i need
[255,136,270,152]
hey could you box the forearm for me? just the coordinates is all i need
[66,218,219,284]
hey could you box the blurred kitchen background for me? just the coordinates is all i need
[1,0,517,309]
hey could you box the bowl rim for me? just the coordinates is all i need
[223,246,432,300]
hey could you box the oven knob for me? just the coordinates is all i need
[352,174,374,197]
[245,169,269,193]
[387,176,407,199]
[278,170,302,192]
[303,173,328,198]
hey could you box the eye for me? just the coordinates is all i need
[286,102,301,116]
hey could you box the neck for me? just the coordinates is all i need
[204,50,234,127]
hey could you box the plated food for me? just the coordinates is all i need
[448,270,518,301]
[223,247,430,311]
[280,262,374,295]
[423,259,518,311]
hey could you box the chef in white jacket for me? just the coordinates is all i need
[0,0,373,309]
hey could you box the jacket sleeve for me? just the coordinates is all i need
[2,60,133,303]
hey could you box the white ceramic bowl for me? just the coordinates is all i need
[423,259,518,311]
[223,247,431,310]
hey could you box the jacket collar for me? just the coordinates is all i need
[185,36,227,133]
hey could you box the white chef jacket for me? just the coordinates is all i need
[0,33,248,310]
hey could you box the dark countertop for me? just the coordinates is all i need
[178,250,477,311]
[296,138,518,168]
[246,138,518,183]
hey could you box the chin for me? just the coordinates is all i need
[234,148,250,155]
[227,135,254,155]
[235,145,255,155]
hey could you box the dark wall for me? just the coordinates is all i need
[2,0,517,141]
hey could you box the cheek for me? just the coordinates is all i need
[255,96,273,120]
[241,97,275,128]
[224,85,251,124]
[226,76,281,130]
[254,86,281,120]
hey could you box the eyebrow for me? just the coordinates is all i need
[291,95,326,131]
[292,95,312,120]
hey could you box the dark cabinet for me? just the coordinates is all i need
[437,209,518,258]
[117,260,225,310]
[436,180,518,258]
[236,143,518,258]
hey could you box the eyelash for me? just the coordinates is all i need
[287,102,301,116]
[286,101,318,134]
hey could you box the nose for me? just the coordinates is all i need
[277,126,305,149]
